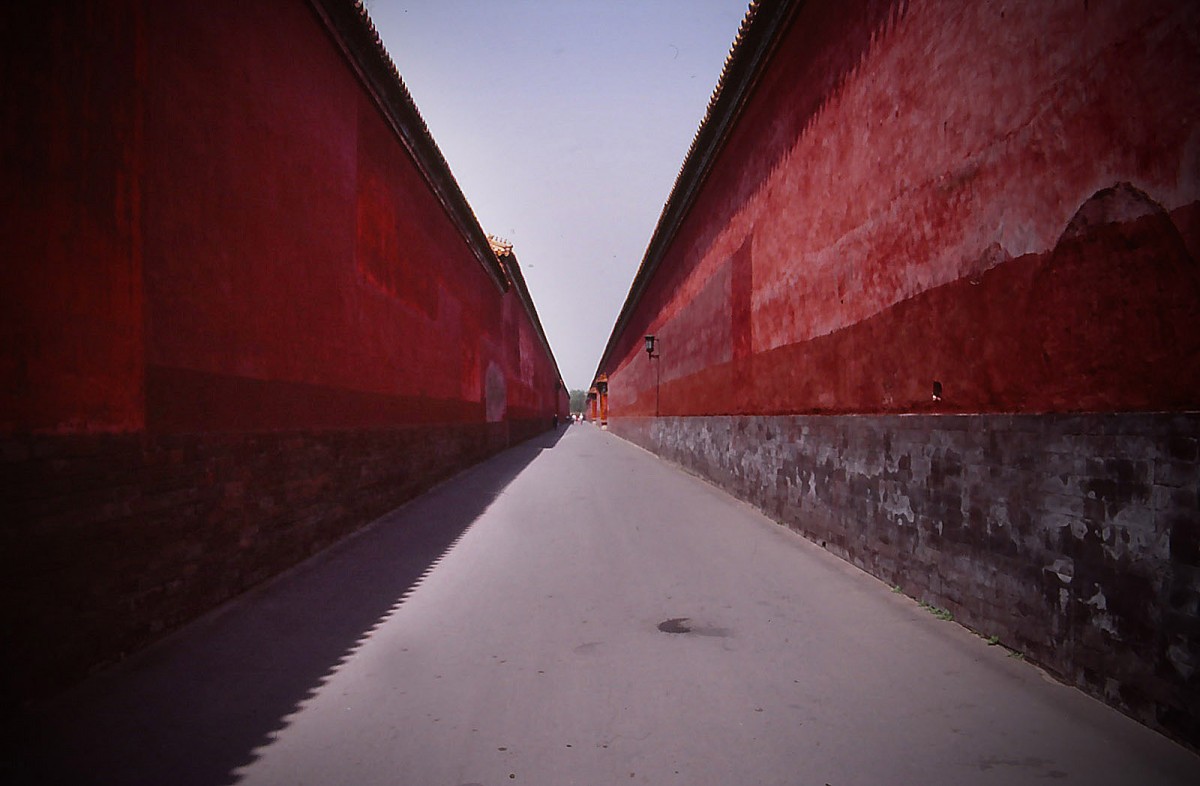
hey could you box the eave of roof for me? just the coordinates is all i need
[592,0,800,384]
[491,237,567,390]
[307,0,510,292]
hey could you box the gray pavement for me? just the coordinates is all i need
[14,424,1200,785]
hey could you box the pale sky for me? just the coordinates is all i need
[365,1,751,390]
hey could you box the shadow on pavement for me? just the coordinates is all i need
[10,428,562,786]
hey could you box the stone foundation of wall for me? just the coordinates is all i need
[0,419,547,706]
[610,412,1200,747]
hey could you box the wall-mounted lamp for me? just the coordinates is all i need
[645,334,661,416]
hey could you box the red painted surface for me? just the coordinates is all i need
[1,0,564,701]
[604,0,1200,418]
[2,0,562,436]
[1,1,146,433]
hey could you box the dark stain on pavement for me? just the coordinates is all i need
[658,617,693,633]
[657,617,731,637]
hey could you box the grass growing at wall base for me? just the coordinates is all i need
[919,600,955,621]
[895,584,1029,661]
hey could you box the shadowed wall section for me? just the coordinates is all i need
[597,0,1200,745]
[1,0,564,704]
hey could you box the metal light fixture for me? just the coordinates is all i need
[644,335,661,416]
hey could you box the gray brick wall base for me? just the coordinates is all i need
[1,419,547,706]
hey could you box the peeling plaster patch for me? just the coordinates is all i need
[1046,558,1074,584]
[1061,182,1163,242]
[1167,643,1195,680]
[883,493,915,525]
[1093,613,1119,638]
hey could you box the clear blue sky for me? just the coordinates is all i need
[365,1,751,390]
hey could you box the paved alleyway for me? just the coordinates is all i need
[16,425,1200,785]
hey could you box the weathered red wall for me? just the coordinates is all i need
[605,0,1200,417]
[1,0,562,702]
[3,0,562,438]
[1,1,145,434]
[135,0,561,433]
[597,0,1200,746]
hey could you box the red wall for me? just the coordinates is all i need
[2,0,563,437]
[604,0,1200,417]
[1,1,145,433]
[0,0,563,700]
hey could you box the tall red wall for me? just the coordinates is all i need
[606,0,1199,417]
[1,0,145,434]
[3,0,561,436]
[1,0,562,702]
[598,0,1200,746]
